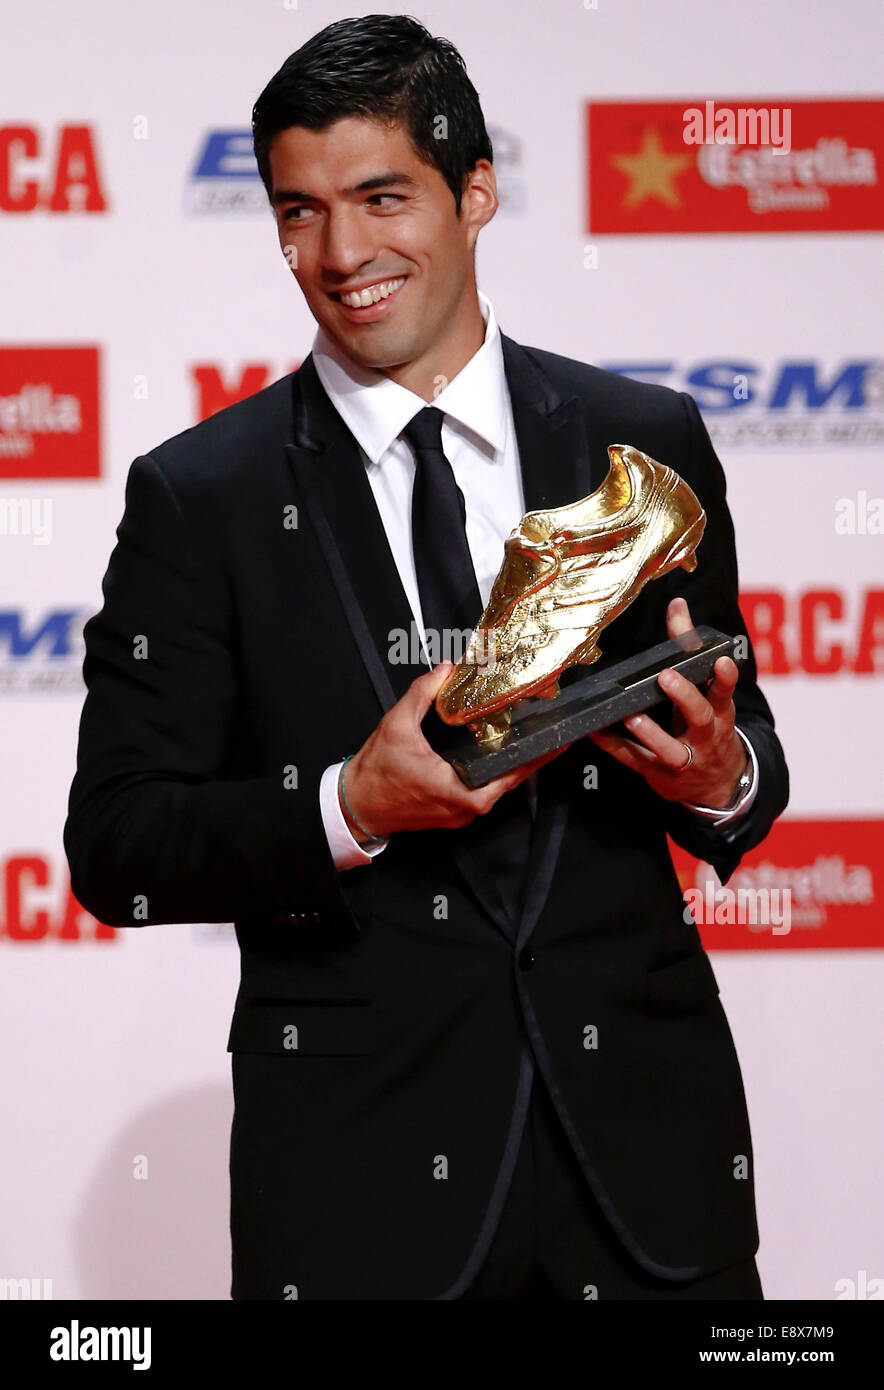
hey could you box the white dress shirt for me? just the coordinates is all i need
[312,292,758,870]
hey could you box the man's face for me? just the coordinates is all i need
[268,116,495,372]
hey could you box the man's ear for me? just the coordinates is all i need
[462,159,498,244]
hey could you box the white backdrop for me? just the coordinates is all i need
[1,0,881,1301]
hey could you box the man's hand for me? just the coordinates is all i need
[587,596,748,808]
[340,661,566,841]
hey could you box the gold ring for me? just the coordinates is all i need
[677,741,693,771]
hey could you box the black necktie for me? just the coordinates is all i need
[403,407,483,658]
[402,405,533,925]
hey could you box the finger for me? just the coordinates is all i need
[622,711,694,770]
[519,743,573,777]
[405,660,455,724]
[666,595,694,638]
[478,743,569,803]
[704,655,740,714]
[657,666,716,738]
[428,720,568,813]
[587,726,657,775]
[444,758,523,812]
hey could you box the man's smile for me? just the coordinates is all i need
[330,276,408,322]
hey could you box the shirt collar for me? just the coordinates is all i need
[311,289,508,466]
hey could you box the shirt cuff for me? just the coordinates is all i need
[319,762,389,871]
[682,725,759,827]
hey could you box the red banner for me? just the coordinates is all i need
[587,99,884,234]
[669,819,883,949]
[0,346,100,478]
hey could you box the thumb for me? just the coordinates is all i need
[667,595,693,637]
[405,660,455,723]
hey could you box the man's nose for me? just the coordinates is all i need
[321,206,380,279]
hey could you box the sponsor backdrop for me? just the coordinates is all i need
[1,0,881,1301]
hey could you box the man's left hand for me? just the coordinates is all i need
[586,596,748,808]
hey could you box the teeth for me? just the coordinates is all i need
[340,277,405,308]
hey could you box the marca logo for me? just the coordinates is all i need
[0,125,109,213]
[586,99,883,233]
[669,820,882,949]
[0,348,100,478]
[601,359,884,448]
[739,589,883,676]
[0,608,87,695]
[0,855,115,942]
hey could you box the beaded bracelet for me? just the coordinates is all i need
[340,754,387,844]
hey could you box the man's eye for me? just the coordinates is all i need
[284,207,311,221]
[368,193,403,207]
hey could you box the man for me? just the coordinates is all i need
[64,15,789,1300]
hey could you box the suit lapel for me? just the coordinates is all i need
[285,339,599,944]
[501,333,598,512]
[285,355,427,709]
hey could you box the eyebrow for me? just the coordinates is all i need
[271,170,418,206]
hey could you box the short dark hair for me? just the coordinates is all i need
[252,14,493,216]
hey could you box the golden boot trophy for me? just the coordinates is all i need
[433,444,741,786]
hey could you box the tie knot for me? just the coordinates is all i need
[402,406,445,454]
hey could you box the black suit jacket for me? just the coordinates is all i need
[65,334,789,1299]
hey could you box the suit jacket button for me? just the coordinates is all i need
[311,912,320,926]
[518,949,535,971]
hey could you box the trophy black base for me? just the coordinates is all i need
[432,626,740,789]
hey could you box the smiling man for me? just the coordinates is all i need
[65,15,789,1301]
[268,117,489,393]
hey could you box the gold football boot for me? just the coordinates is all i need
[435,444,706,745]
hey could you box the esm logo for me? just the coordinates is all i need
[0,608,86,696]
[601,359,884,447]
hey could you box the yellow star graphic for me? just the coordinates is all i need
[610,127,690,209]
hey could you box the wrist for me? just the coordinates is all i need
[707,753,747,809]
[687,729,754,815]
[720,737,750,807]
[338,756,387,846]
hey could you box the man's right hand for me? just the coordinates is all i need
[339,662,567,842]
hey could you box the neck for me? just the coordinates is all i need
[382,290,486,402]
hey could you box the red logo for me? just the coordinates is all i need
[0,125,109,213]
[586,99,884,233]
[0,347,100,479]
[0,855,115,942]
[192,362,300,422]
[669,820,882,949]
[740,588,884,675]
